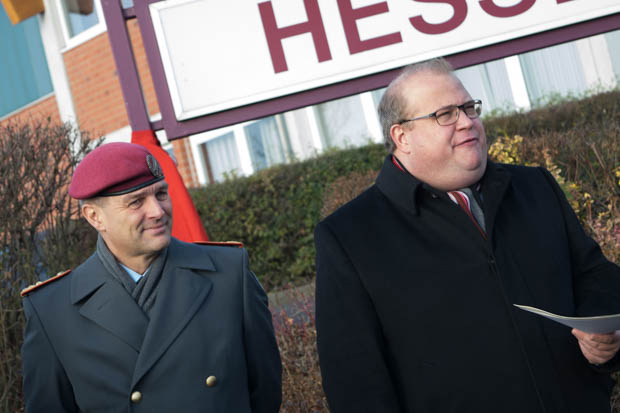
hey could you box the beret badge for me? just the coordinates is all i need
[146,154,163,178]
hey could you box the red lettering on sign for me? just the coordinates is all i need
[258,0,332,73]
[556,0,574,3]
[409,0,467,35]
[479,0,535,18]
[337,0,402,54]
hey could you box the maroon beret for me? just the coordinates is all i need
[69,142,165,199]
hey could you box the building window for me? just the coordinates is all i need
[605,29,620,83]
[0,8,53,118]
[519,42,587,105]
[61,0,98,37]
[199,132,242,183]
[371,88,386,108]
[456,60,515,112]
[316,95,371,149]
[57,0,104,46]
[244,116,292,172]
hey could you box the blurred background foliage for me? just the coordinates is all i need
[191,89,619,290]
[0,118,100,412]
[190,143,386,291]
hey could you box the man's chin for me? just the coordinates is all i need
[160,234,172,248]
[463,155,487,175]
[453,161,486,188]
[149,232,172,251]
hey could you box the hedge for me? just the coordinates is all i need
[0,119,99,412]
[190,144,386,291]
[191,89,620,291]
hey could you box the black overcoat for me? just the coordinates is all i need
[22,238,282,412]
[315,156,620,412]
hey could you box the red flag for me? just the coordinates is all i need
[131,130,209,242]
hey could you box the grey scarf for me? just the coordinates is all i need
[96,235,168,316]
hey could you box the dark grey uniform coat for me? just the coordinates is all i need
[315,156,620,413]
[22,238,282,412]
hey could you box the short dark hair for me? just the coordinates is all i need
[377,57,455,152]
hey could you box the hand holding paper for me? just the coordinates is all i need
[514,304,620,365]
[571,329,620,365]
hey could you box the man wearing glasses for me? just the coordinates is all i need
[315,58,620,412]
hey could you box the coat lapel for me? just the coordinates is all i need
[131,239,216,387]
[71,254,149,352]
[481,162,512,239]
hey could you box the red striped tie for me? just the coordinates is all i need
[449,191,486,240]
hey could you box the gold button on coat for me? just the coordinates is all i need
[205,376,217,387]
[131,391,142,403]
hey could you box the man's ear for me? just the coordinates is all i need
[390,123,411,154]
[81,202,106,232]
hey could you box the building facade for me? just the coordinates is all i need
[2,0,620,188]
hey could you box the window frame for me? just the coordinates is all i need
[189,123,253,186]
[56,0,107,51]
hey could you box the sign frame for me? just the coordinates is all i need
[101,0,620,140]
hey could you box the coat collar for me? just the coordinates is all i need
[375,155,513,227]
[70,254,148,351]
[478,160,512,237]
[71,253,109,304]
[70,238,216,303]
[165,237,216,272]
[375,155,425,216]
[69,238,217,362]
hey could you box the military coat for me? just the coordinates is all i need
[22,238,281,412]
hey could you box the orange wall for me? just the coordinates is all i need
[0,95,61,128]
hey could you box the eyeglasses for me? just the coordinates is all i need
[398,99,482,126]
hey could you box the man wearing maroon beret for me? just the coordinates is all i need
[21,142,282,412]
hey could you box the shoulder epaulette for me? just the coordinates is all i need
[194,241,244,248]
[21,269,72,297]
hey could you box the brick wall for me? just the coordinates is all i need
[172,138,200,188]
[0,95,61,128]
[2,17,202,193]
[62,22,201,188]
[63,20,159,137]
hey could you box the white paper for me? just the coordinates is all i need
[514,304,620,334]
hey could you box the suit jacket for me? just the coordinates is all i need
[315,156,620,413]
[22,238,282,412]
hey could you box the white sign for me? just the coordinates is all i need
[149,0,620,121]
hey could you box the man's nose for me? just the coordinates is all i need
[144,196,165,218]
[456,107,474,129]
